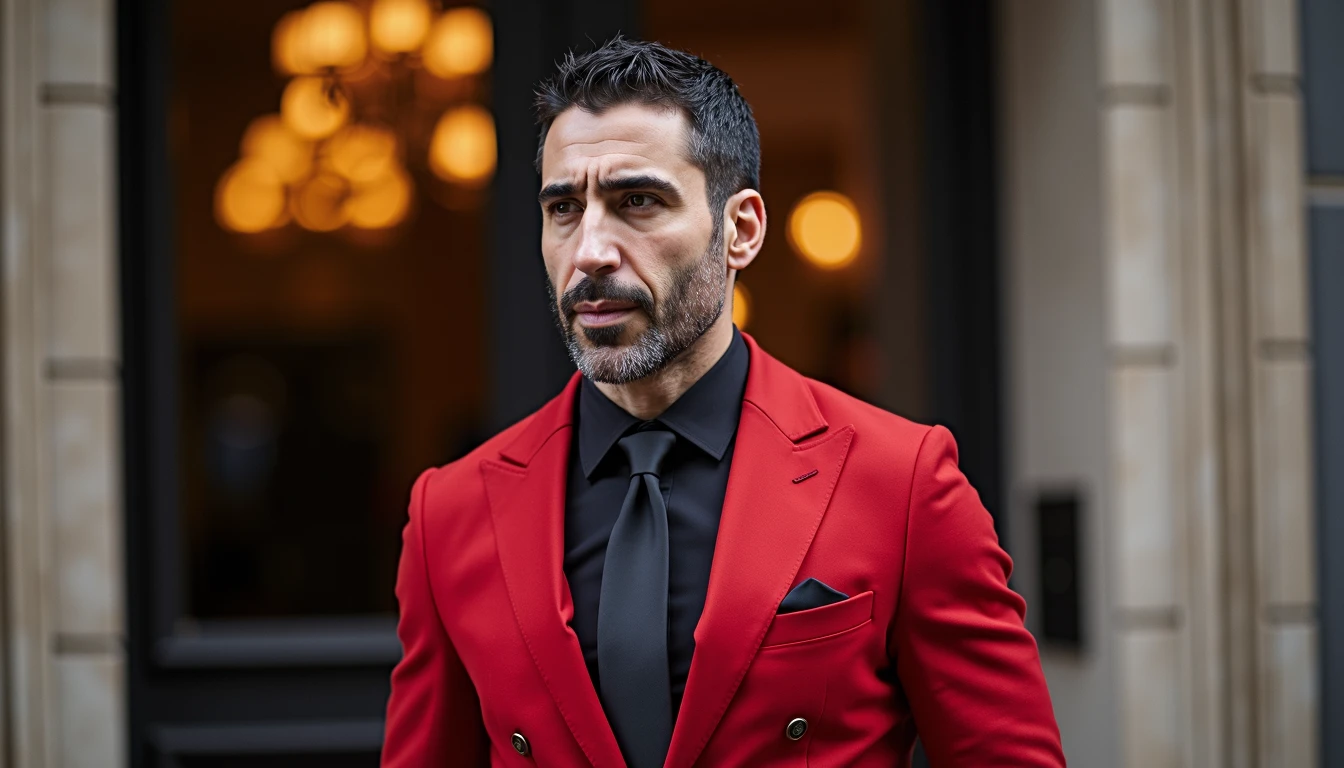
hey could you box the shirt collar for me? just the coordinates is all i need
[577,328,750,478]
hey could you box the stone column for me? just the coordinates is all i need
[1098,1,1193,764]
[1236,0,1318,764]
[2,0,125,764]
[1098,0,1317,766]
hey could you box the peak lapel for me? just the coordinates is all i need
[665,340,854,768]
[480,376,626,768]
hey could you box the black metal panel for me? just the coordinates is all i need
[1037,491,1084,649]
[906,9,1005,768]
[1310,205,1343,768]
[150,720,383,768]
[1304,2,1343,766]
[1302,0,1344,177]
[918,0,1006,548]
[154,618,400,668]
[119,0,179,761]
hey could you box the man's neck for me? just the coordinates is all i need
[593,318,735,421]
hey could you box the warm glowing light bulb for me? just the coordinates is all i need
[299,2,367,71]
[346,166,412,229]
[216,159,287,233]
[732,282,751,330]
[326,124,398,184]
[787,191,862,269]
[370,0,432,54]
[291,173,350,232]
[429,105,496,186]
[241,115,313,183]
[281,77,351,140]
[423,7,493,78]
[272,10,315,75]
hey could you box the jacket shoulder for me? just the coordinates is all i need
[413,405,554,521]
[803,377,935,450]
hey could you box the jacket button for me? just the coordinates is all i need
[786,717,808,741]
[511,731,531,757]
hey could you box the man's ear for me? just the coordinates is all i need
[723,189,766,272]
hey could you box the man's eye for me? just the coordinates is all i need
[627,194,653,208]
[552,201,576,215]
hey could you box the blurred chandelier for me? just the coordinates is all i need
[215,0,496,235]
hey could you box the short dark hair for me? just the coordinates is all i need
[534,37,761,216]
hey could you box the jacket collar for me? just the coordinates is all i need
[497,332,827,469]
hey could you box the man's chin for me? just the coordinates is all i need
[576,319,637,348]
[569,334,666,385]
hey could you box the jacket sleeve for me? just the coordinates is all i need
[382,468,489,767]
[890,426,1065,766]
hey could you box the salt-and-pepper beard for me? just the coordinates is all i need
[549,223,726,384]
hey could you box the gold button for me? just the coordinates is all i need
[511,731,531,756]
[786,717,808,741]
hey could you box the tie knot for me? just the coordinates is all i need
[618,428,676,478]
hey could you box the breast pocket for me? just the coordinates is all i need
[760,590,874,649]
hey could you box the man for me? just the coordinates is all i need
[383,38,1064,767]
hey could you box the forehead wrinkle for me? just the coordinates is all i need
[555,136,654,151]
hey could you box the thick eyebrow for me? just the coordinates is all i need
[537,174,682,206]
[537,181,577,205]
[598,174,681,201]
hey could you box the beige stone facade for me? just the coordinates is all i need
[2,0,125,765]
[1003,0,1318,765]
[0,0,1320,766]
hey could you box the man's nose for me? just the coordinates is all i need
[571,207,621,277]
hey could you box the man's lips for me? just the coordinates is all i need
[574,302,639,326]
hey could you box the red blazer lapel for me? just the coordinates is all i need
[665,335,854,768]
[479,375,626,768]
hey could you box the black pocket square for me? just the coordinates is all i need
[777,578,849,614]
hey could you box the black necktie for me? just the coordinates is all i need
[598,427,677,768]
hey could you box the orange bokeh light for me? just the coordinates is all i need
[732,282,751,330]
[423,7,493,79]
[241,115,313,184]
[272,10,315,75]
[281,76,351,140]
[787,191,862,269]
[216,159,288,233]
[429,105,496,186]
[346,167,413,229]
[326,124,398,184]
[370,0,432,54]
[299,2,368,71]
[291,173,351,232]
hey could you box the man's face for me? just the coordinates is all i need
[539,102,726,384]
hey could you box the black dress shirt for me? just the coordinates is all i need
[563,329,749,721]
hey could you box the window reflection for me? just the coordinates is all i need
[173,0,494,619]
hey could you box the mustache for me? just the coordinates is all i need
[560,277,655,320]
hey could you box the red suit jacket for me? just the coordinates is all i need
[383,334,1064,766]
